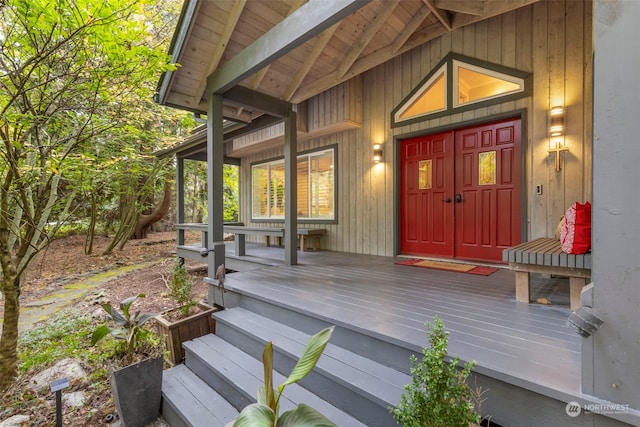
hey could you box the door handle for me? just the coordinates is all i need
[455,194,462,203]
[443,197,452,203]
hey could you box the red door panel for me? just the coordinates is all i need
[454,118,522,262]
[400,132,454,257]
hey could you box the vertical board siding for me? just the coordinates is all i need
[238,1,592,257]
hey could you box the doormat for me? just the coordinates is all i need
[395,259,499,276]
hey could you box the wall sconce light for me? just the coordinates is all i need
[373,144,383,163]
[548,106,569,172]
[549,106,564,136]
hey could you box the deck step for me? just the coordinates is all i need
[213,307,407,427]
[161,364,238,427]
[219,275,418,375]
[183,333,369,427]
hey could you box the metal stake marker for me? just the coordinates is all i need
[50,377,70,427]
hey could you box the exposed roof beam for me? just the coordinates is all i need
[392,6,431,54]
[422,0,451,31]
[284,23,339,101]
[450,0,540,29]
[207,0,372,95]
[248,0,306,91]
[163,92,255,122]
[338,2,397,78]
[435,0,485,16]
[192,0,246,106]
[292,20,448,103]
[240,0,306,117]
[224,85,291,118]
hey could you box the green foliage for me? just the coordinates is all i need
[91,294,159,360]
[390,316,481,427]
[231,326,336,427]
[167,259,195,316]
[18,309,101,373]
[0,0,191,391]
[3,309,111,418]
[184,161,239,223]
[224,164,240,222]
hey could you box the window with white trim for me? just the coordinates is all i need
[252,148,335,220]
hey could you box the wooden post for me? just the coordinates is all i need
[515,271,530,303]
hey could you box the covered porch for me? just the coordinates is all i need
[165,243,635,426]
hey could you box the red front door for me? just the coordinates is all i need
[400,118,522,262]
[400,131,455,257]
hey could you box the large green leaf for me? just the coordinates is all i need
[280,326,334,390]
[233,403,276,427]
[90,325,111,345]
[277,404,337,427]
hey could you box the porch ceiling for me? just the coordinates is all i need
[157,0,540,122]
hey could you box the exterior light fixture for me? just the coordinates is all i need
[373,144,383,163]
[548,106,569,171]
[549,106,564,136]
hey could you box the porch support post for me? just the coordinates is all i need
[284,107,297,265]
[176,157,185,224]
[589,1,640,419]
[206,93,226,286]
[176,156,186,250]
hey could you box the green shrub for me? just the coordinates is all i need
[166,259,195,316]
[390,316,482,427]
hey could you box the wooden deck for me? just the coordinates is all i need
[215,244,580,397]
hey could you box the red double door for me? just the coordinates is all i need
[400,118,522,262]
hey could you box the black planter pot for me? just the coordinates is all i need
[111,356,163,427]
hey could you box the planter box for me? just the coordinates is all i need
[155,302,221,365]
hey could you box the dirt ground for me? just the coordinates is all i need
[1,231,210,426]
[21,230,209,316]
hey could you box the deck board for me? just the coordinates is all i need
[220,245,581,395]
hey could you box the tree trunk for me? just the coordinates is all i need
[0,272,20,392]
[132,179,172,240]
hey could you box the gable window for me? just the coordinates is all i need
[392,53,531,127]
[454,60,524,107]
[252,148,335,221]
[397,65,447,121]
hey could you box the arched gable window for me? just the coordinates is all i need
[392,53,531,127]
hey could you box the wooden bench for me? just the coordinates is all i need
[298,228,326,251]
[223,225,285,256]
[275,228,327,251]
[502,237,591,310]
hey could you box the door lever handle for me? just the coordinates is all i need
[443,198,452,203]
[455,194,462,203]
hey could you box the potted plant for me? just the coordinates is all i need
[91,294,163,427]
[154,259,221,364]
[227,326,337,427]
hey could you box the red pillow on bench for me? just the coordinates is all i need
[560,201,592,254]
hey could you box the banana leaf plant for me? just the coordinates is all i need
[91,294,158,357]
[229,326,336,427]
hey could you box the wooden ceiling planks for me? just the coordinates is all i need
[159,0,541,116]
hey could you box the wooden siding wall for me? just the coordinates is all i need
[237,1,593,256]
